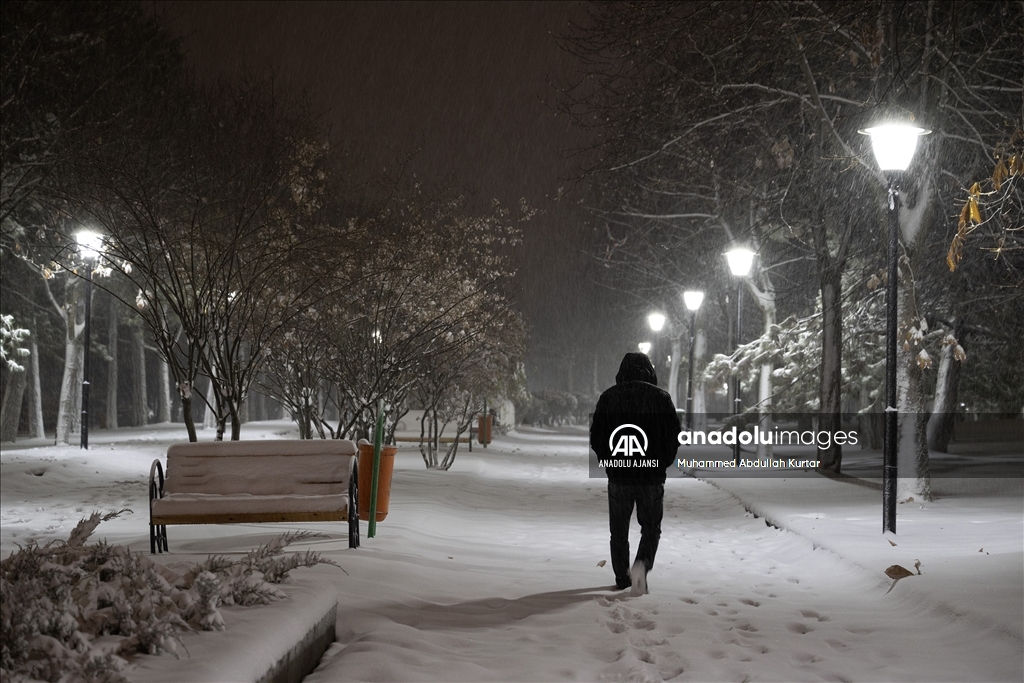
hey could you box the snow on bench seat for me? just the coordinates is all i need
[149,439,359,553]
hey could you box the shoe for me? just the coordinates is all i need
[615,577,632,590]
[629,560,648,596]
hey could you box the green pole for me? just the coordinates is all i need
[368,399,384,538]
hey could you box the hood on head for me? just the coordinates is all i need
[615,352,658,385]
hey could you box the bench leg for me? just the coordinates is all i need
[150,523,168,554]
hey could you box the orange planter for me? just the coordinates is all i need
[357,443,397,522]
[477,414,493,445]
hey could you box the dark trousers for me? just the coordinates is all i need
[608,480,664,586]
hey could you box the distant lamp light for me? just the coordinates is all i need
[725,248,755,277]
[75,230,103,260]
[638,342,652,355]
[859,124,930,171]
[647,312,667,332]
[683,290,705,312]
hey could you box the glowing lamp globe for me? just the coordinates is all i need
[725,248,755,277]
[860,124,930,171]
[683,290,704,312]
[638,342,652,355]
[75,230,104,260]
[647,312,667,332]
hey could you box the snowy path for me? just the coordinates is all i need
[2,423,1021,681]
[295,428,1020,682]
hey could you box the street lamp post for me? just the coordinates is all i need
[860,122,929,535]
[682,290,704,429]
[75,230,103,450]
[725,248,754,464]
[646,312,675,400]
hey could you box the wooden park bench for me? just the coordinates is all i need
[392,435,471,444]
[149,439,359,554]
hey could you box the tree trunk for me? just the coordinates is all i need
[215,402,228,440]
[926,329,963,453]
[179,380,198,442]
[156,356,172,423]
[130,325,147,426]
[297,384,313,439]
[692,328,708,431]
[55,281,85,445]
[418,407,431,466]
[248,386,260,423]
[106,295,119,430]
[26,317,45,439]
[896,351,932,502]
[440,400,474,471]
[668,336,681,407]
[858,378,882,450]
[203,373,218,431]
[756,358,773,459]
[894,178,933,503]
[896,254,933,503]
[1,366,27,442]
[749,277,776,459]
[817,268,844,472]
[229,396,242,440]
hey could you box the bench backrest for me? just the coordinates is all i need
[164,439,357,497]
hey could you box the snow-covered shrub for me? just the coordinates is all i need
[0,314,31,373]
[186,530,338,607]
[0,514,338,683]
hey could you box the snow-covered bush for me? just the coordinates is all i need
[0,514,338,683]
[186,531,336,607]
[1,314,31,373]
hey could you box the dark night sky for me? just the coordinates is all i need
[156,0,625,391]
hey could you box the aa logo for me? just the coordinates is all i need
[609,424,648,458]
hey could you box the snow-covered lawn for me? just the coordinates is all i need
[2,422,1021,682]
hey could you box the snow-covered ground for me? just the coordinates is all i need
[2,421,1021,682]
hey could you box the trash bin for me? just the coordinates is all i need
[357,442,397,522]
[477,414,492,445]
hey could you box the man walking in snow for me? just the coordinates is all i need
[590,352,681,595]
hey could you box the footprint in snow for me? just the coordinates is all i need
[825,638,851,651]
[606,620,627,634]
[799,609,831,622]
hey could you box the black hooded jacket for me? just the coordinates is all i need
[590,353,681,483]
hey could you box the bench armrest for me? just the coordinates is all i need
[149,459,165,501]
